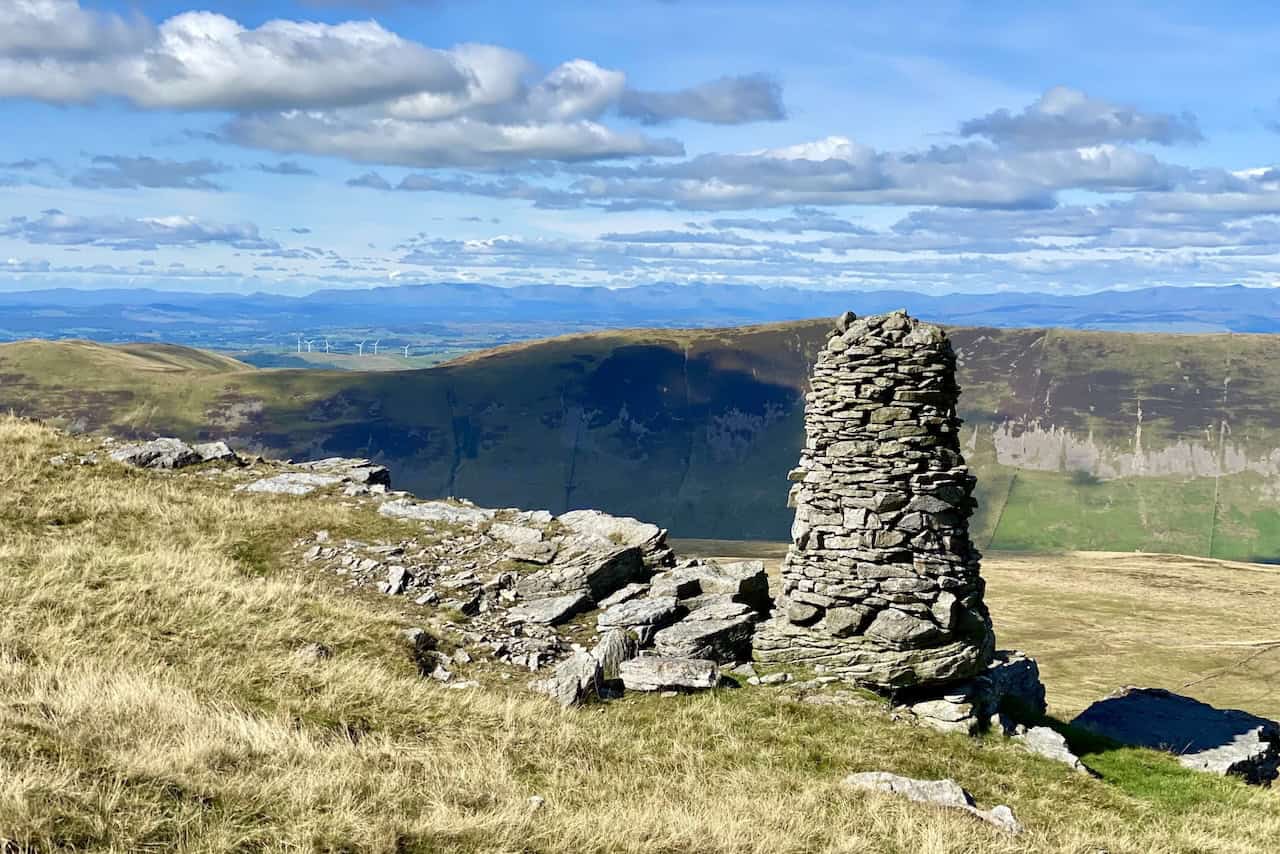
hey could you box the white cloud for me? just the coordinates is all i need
[1,210,278,251]
[960,86,1202,149]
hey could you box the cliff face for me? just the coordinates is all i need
[5,321,1280,559]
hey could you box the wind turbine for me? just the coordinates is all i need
[296,335,303,353]
[305,339,314,353]
[372,339,380,355]
[323,337,331,354]
[402,344,411,358]
[357,339,367,356]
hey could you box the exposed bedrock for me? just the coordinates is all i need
[755,310,996,689]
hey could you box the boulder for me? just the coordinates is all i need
[506,592,592,626]
[378,498,496,526]
[557,508,674,568]
[596,596,682,644]
[618,656,719,692]
[535,651,602,707]
[1015,726,1090,774]
[1072,687,1278,784]
[652,560,770,612]
[239,472,344,495]
[508,541,559,565]
[110,437,202,470]
[597,582,650,609]
[652,604,756,663]
[490,522,544,545]
[192,441,240,464]
[517,542,645,602]
[295,457,391,486]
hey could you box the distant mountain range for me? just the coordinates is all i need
[3,283,1280,351]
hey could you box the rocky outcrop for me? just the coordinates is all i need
[1073,687,1278,785]
[755,311,995,688]
[618,656,720,692]
[902,651,1047,734]
[111,436,242,470]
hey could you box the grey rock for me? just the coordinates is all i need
[378,498,495,526]
[110,437,201,470]
[649,568,703,600]
[239,472,344,495]
[295,457,390,486]
[618,656,719,692]
[823,605,873,637]
[508,540,559,565]
[294,642,332,662]
[685,599,754,622]
[507,592,593,626]
[1072,687,1278,785]
[596,596,682,643]
[597,582,650,609]
[1016,726,1090,774]
[652,611,754,663]
[385,566,412,595]
[518,543,645,602]
[591,628,639,680]
[864,608,941,648]
[535,651,602,707]
[786,602,821,625]
[192,441,240,463]
[843,771,974,810]
[490,522,544,545]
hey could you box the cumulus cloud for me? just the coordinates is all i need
[254,160,316,176]
[71,155,229,190]
[0,3,469,110]
[619,74,786,125]
[960,86,1202,149]
[1,210,278,251]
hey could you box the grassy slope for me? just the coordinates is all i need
[4,325,1280,558]
[2,416,1279,853]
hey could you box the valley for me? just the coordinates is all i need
[5,320,1280,560]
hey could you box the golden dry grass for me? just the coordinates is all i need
[2,417,1279,853]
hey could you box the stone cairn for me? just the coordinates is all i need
[755,310,996,690]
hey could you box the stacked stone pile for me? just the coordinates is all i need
[755,310,995,688]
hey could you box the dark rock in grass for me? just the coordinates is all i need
[1072,687,1278,785]
[110,437,202,470]
[618,656,719,692]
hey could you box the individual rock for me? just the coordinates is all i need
[508,540,559,565]
[843,772,1021,834]
[239,472,345,495]
[843,771,974,810]
[110,437,202,470]
[618,656,719,692]
[652,610,755,663]
[192,441,240,464]
[295,457,391,486]
[653,560,770,612]
[517,543,645,602]
[1016,726,1090,774]
[506,592,593,626]
[757,672,792,686]
[649,568,704,600]
[684,599,754,622]
[899,650,1047,735]
[597,582,650,609]
[385,566,412,595]
[907,697,978,734]
[557,508,674,568]
[535,650,602,708]
[591,628,639,680]
[379,498,495,526]
[490,522,544,545]
[1072,687,1279,785]
[596,596,682,644]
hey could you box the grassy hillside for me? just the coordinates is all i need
[2,416,1278,852]
[4,321,1280,559]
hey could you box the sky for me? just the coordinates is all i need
[2,1,1280,296]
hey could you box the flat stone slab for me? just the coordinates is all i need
[295,457,391,486]
[596,596,681,644]
[618,656,719,692]
[1016,726,1090,774]
[1072,687,1278,784]
[378,498,496,526]
[652,612,755,663]
[517,542,645,602]
[506,592,592,626]
[843,772,1021,834]
[557,508,662,548]
[239,472,344,495]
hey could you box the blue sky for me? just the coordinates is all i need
[2,1,1279,295]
